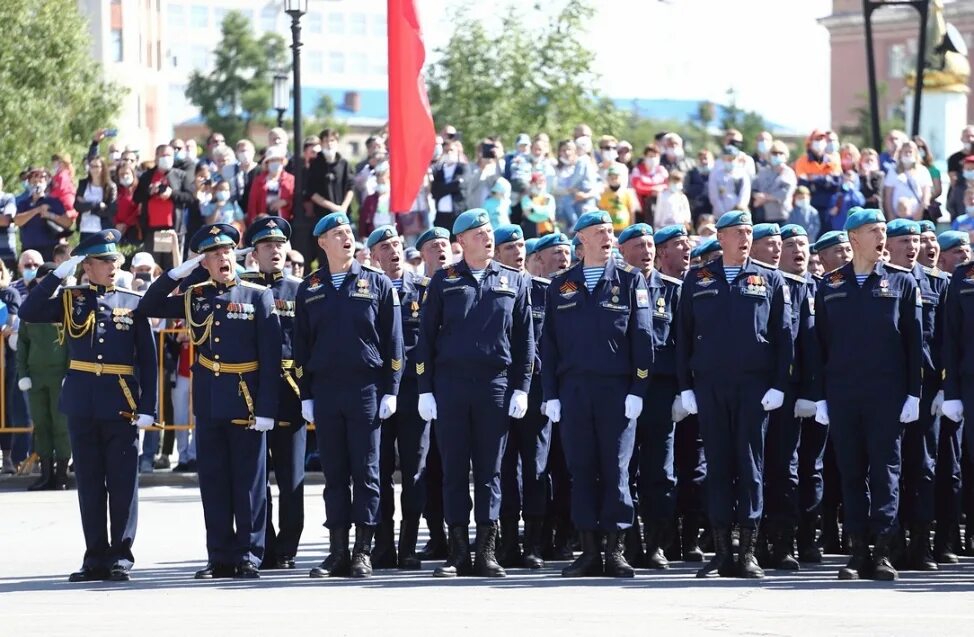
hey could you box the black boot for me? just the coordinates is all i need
[699,525,715,553]
[737,528,765,578]
[644,521,670,570]
[418,519,449,560]
[27,459,53,491]
[934,522,960,564]
[496,518,522,568]
[821,508,841,554]
[350,524,375,578]
[309,527,351,578]
[69,566,109,582]
[681,516,704,562]
[561,531,603,577]
[473,522,506,577]
[433,525,472,577]
[398,517,422,570]
[551,518,575,560]
[370,522,397,569]
[604,530,635,578]
[521,517,545,569]
[908,523,937,571]
[769,523,800,570]
[797,515,822,563]
[872,534,898,581]
[837,534,872,580]
[696,527,734,578]
[624,516,646,568]
[51,459,69,490]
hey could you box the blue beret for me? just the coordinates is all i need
[366,225,399,249]
[452,208,490,235]
[525,238,540,256]
[617,223,654,245]
[886,218,921,238]
[918,219,937,234]
[416,226,450,250]
[494,224,524,245]
[243,216,291,247]
[572,235,582,247]
[190,223,239,253]
[535,232,571,252]
[572,209,613,233]
[753,223,781,241]
[715,210,752,230]
[939,230,971,250]
[654,224,688,245]
[780,224,807,241]
[691,237,721,259]
[843,207,885,231]
[72,228,122,258]
[313,212,351,237]
[813,230,850,253]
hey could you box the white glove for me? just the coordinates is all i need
[681,390,698,415]
[168,254,205,280]
[900,395,921,423]
[540,401,548,417]
[17,377,31,391]
[546,399,562,423]
[794,398,817,419]
[931,390,945,417]
[134,414,155,429]
[815,400,830,426]
[53,255,85,279]
[301,399,315,424]
[418,392,438,422]
[379,394,397,420]
[624,394,643,420]
[252,416,275,432]
[671,395,689,423]
[942,399,964,422]
[8,333,17,351]
[508,389,528,419]
[761,388,785,411]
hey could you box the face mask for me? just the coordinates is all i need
[322,148,337,161]
[377,183,390,194]
[267,161,282,173]
[175,150,187,162]
[810,140,826,154]
[109,151,121,162]
[665,147,684,160]
[862,161,879,172]
[919,148,927,160]
[22,267,37,283]
[444,151,458,164]
[756,140,769,154]
[967,205,974,215]
[901,155,915,167]
[699,165,710,175]
[237,151,254,165]
[602,149,617,163]
[215,191,230,202]
[120,175,134,187]
[157,156,173,171]
[825,141,838,154]
[965,142,972,153]
[769,155,784,167]
[795,198,810,208]
[670,183,683,192]
[643,157,659,169]
[529,186,541,196]
[609,183,621,192]
[283,266,293,277]
[964,169,974,181]
[32,182,46,195]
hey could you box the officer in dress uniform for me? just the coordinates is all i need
[365,224,430,570]
[140,223,281,579]
[886,219,949,571]
[21,230,157,582]
[238,217,305,571]
[294,212,403,579]
[812,208,923,581]
[543,210,653,578]
[492,224,551,570]
[414,209,534,578]
[677,211,793,579]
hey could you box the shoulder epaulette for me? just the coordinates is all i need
[781,271,807,283]
[497,262,521,273]
[658,273,683,285]
[620,263,636,273]
[417,275,431,286]
[187,280,214,292]
[532,276,551,285]
[751,259,778,270]
[239,280,266,290]
[285,275,303,284]
[884,262,911,272]
[115,287,145,297]
[239,271,260,279]
[922,265,947,280]
[361,263,383,274]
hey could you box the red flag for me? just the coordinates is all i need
[388,0,435,214]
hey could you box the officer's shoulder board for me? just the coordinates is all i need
[532,275,551,285]
[361,263,384,274]
[657,272,683,286]
[922,265,948,280]
[414,274,431,288]
[186,280,214,294]
[750,258,778,270]
[239,280,267,291]
[115,287,145,298]
[239,271,268,287]
[285,274,304,284]
[496,262,521,274]
[884,262,911,272]
[780,271,806,283]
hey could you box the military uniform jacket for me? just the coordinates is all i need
[293,260,404,397]
[20,275,157,419]
[813,261,923,398]
[649,270,681,378]
[676,258,793,392]
[781,270,819,399]
[530,275,549,379]
[943,261,974,400]
[397,270,429,384]
[139,273,281,421]
[415,259,534,394]
[541,259,653,401]
[913,264,948,385]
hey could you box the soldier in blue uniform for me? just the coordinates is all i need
[812,208,923,581]
[689,237,721,266]
[492,224,551,569]
[21,230,157,582]
[543,210,653,578]
[238,217,306,571]
[140,223,281,579]
[366,225,430,570]
[415,209,534,578]
[294,212,403,579]
[938,231,971,274]
[677,210,793,579]
[750,223,783,268]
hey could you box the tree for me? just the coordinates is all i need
[840,82,906,150]
[0,0,123,183]
[186,11,287,143]
[720,88,768,147]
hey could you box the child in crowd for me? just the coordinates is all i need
[828,170,865,230]
[654,170,691,230]
[518,172,556,238]
[598,163,640,232]
[484,177,512,228]
[788,185,821,240]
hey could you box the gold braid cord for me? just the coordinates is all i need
[184,291,213,346]
[60,291,95,345]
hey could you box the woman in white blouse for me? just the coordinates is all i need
[882,141,931,220]
[75,155,118,241]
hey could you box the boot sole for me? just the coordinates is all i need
[837,570,859,580]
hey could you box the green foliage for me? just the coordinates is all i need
[0,0,123,184]
[186,10,287,143]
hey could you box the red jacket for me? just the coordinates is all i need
[247,170,295,224]
[50,169,77,218]
[630,163,669,199]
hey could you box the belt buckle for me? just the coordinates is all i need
[212,361,221,373]
[94,363,104,376]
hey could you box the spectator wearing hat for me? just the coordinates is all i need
[15,168,72,261]
[484,177,512,229]
[247,146,295,225]
[599,163,640,232]
[505,133,534,198]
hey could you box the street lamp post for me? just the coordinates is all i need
[273,73,289,128]
[284,0,308,220]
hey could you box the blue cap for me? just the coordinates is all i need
[843,207,885,231]
[72,228,122,259]
[572,210,613,233]
[494,224,524,245]
[654,224,688,246]
[535,232,571,252]
[715,210,752,230]
[190,223,240,253]
[366,225,399,250]
[780,224,807,241]
[525,238,540,256]
[313,212,351,237]
[753,223,781,241]
[572,235,582,247]
[813,230,850,253]
[918,219,937,234]
[691,237,721,259]
[243,216,291,247]
[617,223,654,245]
[452,208,491,235]
[886,218,921,237]
[938,230,971,250]
[416,226,450,250]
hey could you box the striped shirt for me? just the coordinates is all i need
[724,266,741,284]
[391,278,403,290]
[855,274,869,286]
[470,269,485,283]
[583,266,603,292]
[331,272,347,288]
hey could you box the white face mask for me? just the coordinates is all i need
[120,175,134,187]
[810,140,826,154]
[237,150,254,165]
[601,149,618,163]
[157,156,173,171]
[322,147,337,160]
[901,155,915,167]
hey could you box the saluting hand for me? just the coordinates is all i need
[53,255,85,279]
[168,254,204,280]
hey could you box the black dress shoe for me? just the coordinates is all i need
[235,561,260,578]
[274,557,296,569]
[68,567,109,582]
[109,564,131,582]
[194,563,235,579]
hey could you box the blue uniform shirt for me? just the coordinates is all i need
[781,270,819,398]
[913,264,948,382]
[649,270,682,378]
[942,262,974,400]
[396,269,430,382]
[530,275,549,378]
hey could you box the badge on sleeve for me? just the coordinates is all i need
[915,287,922,308]
[782,284,791,305]
[635,289,650,308]
[391,288,400,306]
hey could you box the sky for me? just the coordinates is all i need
[416,0,834,133]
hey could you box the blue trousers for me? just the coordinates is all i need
[764,388,801,524]
[636,375,677,523]
[500,380,551,521]
[936,415,963,528]
[674,413,706,518]
[264,394,306,561]
[195,419,267,565]
[379,378,431,522]
[423,422,445,526]
[559,374,635,531]
[546,421,572,525]
[798,418,829,518]
[900,377,940,526]
[67,417,139,569]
